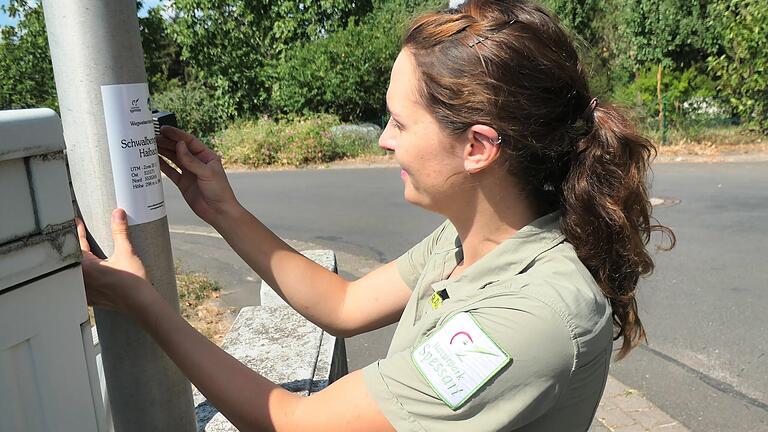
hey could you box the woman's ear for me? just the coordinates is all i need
[463,125,501,174]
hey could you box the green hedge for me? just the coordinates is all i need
[151,81,236,139]
[611,66,723,123]
[268,0,442,122]
[212,114,383,168]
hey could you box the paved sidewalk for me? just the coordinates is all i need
[589,376,689,432]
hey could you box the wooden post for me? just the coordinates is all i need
[657,63,664,133]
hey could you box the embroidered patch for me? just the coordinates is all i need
[411,312,511,410]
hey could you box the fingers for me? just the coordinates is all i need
[75,217,92,254]
[158,146,181,166]
[158,133,220,165]
[159,157,181,185]
[110,208,133,255]
[176,141,209,177]
[156,134,180,152]
[159,126,208,154]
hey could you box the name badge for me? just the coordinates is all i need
[411,312,512,410]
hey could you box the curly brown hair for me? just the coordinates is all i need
[403,0,675,359]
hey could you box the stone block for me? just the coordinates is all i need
[260,250,337,307]
[196,249,346,431]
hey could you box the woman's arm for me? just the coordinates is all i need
[78,211,394,432]
[156,126,411,337]
[133,287,393,432]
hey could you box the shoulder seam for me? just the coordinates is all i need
[497,285,580,411]
[527,292,578,410]
[519,288,581,370]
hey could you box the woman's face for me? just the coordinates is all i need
[379,49,468,213]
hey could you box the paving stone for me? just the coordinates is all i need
[598,406,638,429]
[613,393,653,412]
[588,420,611,432]
[613,424,648,432]
[655,423,691,431]
[603,375,628,397]
[596,376,690,432]
[633,407,680,430]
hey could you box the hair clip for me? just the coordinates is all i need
[468,19,517,48]
[581,98,598,120]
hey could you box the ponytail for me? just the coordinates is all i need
[561,103,675,359]
[402,1,676,359]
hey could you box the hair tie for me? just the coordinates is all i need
[581,97,598,121]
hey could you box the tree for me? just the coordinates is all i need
[269,0,440,121]
[170,0,374,115]
[613,0,708,135]
[139,2,185,94]
[540,0,601,46]
[0,0,57,110]
[706,0,768,131]
[0,1,182,111]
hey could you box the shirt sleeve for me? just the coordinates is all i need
[362,292,575,432]
[395,220,452,290]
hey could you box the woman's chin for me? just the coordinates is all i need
[402,186,420,206]
[403,187,434,211]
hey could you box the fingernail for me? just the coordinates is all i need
[113,209,126,222]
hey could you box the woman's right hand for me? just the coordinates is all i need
[156,126,241,227]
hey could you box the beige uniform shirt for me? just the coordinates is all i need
[362,212,613,431]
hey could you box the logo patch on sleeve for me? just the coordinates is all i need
[411,312,512,410]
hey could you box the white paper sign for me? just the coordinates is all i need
[101,83,165,225]
[412,312,511,410]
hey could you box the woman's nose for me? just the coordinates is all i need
[378,135,395,152]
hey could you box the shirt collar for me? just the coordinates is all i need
[430,211,566,297]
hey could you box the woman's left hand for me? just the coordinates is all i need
[76,208,156,315]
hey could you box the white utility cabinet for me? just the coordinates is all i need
[0,109,105,432]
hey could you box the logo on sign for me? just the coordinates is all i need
[449,331,501,362]
[129,98,142,113]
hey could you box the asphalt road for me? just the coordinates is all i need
[163,162,768,431]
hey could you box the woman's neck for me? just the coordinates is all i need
[445,175,538,269]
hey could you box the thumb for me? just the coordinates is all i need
[176,140,208,177]
[111,208,133,254]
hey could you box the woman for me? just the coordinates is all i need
[78,1,674,430]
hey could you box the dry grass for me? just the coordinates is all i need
[653,126,768,157]
[88,262,234,346]
[175,262,234,345]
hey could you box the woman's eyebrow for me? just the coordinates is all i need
[386,103,403,121]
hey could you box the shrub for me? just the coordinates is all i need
[268,18,396,121]
[170,0,373,114]
[268,0,442,122]
[213,114,383,168]
[611,66,722,126]
[151,80,236,138]
[706,0,768,132]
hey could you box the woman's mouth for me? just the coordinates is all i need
[400,169,408,179]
